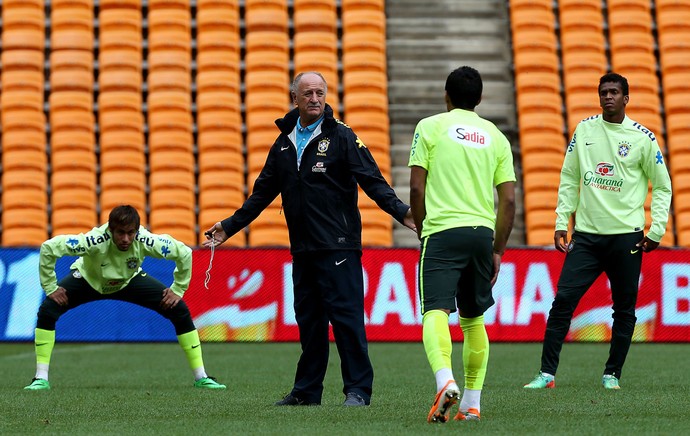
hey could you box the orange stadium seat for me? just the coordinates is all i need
[244,8,289,33]
[148,110,193,134]
[563,70,601,95]
[608,0,650,12]
[294,32,338,57]
[196,70,241,93]
[199,190,245,211]
[99,170,145,192]
[609,31,654,56]
[198,170,244,193]
[50,69,93,93]
[51,29,93,51]
[148,50,191,72]
[294,0,335,10]
[3,169,47,192]
[509,0,552,14]
[197,110,243,133]
[52,7,93,32]
[198,150,244,174]
[197,30,240,53]
[293,8,337,33]
[148,0,190,10]
[612,51,657,76]
[148,131,194,154]
[244,51,290,75]
[2,90,43,112]
[343,92,388,114]
[560,9,604,33]
[3,188,47,212]
[656,9,690,33]
[99,8,141,32]
[519,131,567,155]
[148,8,190,32]
[149,150,195,174]
[147,70,190,93]
[149,209,197,246]
[510,8,555,33]
[2,209,48,245]
[150,189,195,212]
[98,91,142,113]
[343,70,388,95]
[196,50,240,73]
[99,0,142,10]
[658,31,690,55]
[2,149,47,173]
[661,52,690,77]
[51,131,95,153]
[99,29,142,52]
[560,30,605,56]
[511,29,557,54]
[608,9,652,34]
[1,110,45,132]
[197,130,244,154]
[341,51,387,74]
[518,112,564,136]
[2,70,44,93]
[100,150,146,173]
[52,208,98,235]
[524,190,559,214]
[52,188,97,212]
[52,169,95,192]
[342,31,386,54]
[248,227,290,247]
[99,131,145,153]
[196,7,239,33]
[196,91,241,113]
[513,51,559,75]
[341,9,386,33]
[244,70,290,95]
[1,29,45,51]
[99,110,144,133]
[99,49,141,72]
[147,90,191,113]
[2,7,44,31]
[2,130,46,152]
[99,69,142,93]
[561,51,607,75]
[521,151,563,174]
[49,91,92,113]
[515,71,561,95]
[516,91,563,115]
[50,50,93,72]
[149,170,195,193]
[1,49,44,72]
[341,0,383,10]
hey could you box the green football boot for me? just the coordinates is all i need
[24,378,50,391]
[194,376,226,390]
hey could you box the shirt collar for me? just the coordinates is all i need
[297,115,324,133]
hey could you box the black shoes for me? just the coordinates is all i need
[343,392,368,407]
[274,394,320,406]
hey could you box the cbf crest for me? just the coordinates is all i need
[618,141,631,158]
[316,138,330,156]
[126,257,139,269]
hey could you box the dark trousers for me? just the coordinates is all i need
[289,250,373,404]
[36,270,196,335]
[541,232,643,379]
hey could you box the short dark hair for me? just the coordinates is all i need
[445,66,483,109]
[599,72,629,96]
[108,205,140,231]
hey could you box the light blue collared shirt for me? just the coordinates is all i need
[295,115,324,167]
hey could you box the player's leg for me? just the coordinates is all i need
[275,253,328,406]
[25,270,102,390]
[419,230,471,423]
[527,232,603,387]
[602,232,643,388]
[320,250,372,406]
[453,227,493,421]
[116,272,225,389]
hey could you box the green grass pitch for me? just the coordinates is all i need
[1,342,689,435]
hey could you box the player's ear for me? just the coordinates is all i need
[291,91,298,106]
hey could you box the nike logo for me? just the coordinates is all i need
[281,146,290,151]
[630,249,639,254]
[101,263,108,267]
[335,259,347,266]
[191,344,200,349]
[36,343,49,347]
[585,142,594,146]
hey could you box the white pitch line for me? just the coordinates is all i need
[1,344,113,360]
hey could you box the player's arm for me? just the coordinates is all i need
[142,230,193,298]
[554,132,581,252]
[640,138,672,249]
[492,181,515,285]
[39,232,91,296]
[409,165,427,240]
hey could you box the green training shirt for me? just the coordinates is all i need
[408,108,516,238]
[556,115,672,241]
[39,224,193,297]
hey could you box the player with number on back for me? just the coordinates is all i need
[23,205,226,391]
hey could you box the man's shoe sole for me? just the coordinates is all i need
[427,381,459,423]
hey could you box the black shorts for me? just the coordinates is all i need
[418,226,495,317]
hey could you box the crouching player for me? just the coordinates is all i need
[24,205,225,391]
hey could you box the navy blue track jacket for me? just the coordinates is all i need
[220,104,409,254]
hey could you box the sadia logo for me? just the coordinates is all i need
[448,125,490,149]
[595,162,614,176]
